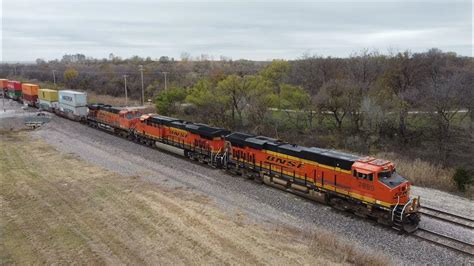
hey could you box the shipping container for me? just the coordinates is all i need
[39,89,59,102]
[39,99,58,111]
[0,79,7,97]
[23,94,38,106]
[8,81,22,91]
[22,83,40,96]
[59,102,88,117]
[7,90,22,100]
[58,90,87,107]
[0,79,8,89]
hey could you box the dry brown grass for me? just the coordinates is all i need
[304,230,392,266]
[0,131,392,265]
[377,152,457,191]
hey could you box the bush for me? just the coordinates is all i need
[453,168,473,192]
[376,152,456,191]
[154,87,187,116]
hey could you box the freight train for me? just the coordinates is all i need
[1,80,88,120]
[1,79,421,233]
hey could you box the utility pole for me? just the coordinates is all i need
[52,70,57,85]
[163,72,168,90]
[2,89,5,112]
[123,75,128,107]
[139,65,144,106]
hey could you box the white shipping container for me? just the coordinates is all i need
[59,102,88,117]
[39,99,58,110]
[58,90,87,107]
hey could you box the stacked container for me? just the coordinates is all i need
[58,90,88,120]
[21,83,40,106]
[38,88,59,111]
[7,81,22,100]
[0,79,8,97]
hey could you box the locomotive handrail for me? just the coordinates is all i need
[392,196,400,221]
[401,197,414,220]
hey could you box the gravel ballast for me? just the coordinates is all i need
[24,114,472,264]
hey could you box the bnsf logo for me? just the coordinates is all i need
[265,155,304,168]
[169,129,188,138]
[62,95,73,101]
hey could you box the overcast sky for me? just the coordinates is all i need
[1,0,472,62]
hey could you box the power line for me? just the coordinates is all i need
[1,68,168,77]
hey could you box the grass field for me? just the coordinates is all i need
[0,131,390,265]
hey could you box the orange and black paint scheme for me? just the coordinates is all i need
[87,104,141,137]
[85,106,421,233]
[134,114,230,166]
[225,133,420,232]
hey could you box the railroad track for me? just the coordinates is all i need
[413,228,474,256]
[420,206,474,229]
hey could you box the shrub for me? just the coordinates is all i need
[376,152,456,191]
[453,168,473,192]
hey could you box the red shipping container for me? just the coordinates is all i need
[23,94,38,107]
[8,81,21,91]
[23,94,38,102]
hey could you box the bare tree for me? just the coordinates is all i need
[423,70,469,162]
[382,51,422,142]
[316,79,356,131]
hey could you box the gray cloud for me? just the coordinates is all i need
[1,0,472,61]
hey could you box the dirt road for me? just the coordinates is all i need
[0,132,387,265]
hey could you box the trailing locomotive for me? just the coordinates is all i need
[134,113,230,166]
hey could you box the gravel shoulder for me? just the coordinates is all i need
[1,100,472,264]
[30,114,472,265]
[2,131,384,265]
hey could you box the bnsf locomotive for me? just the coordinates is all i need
[1,78,421,232]
[86,103,421,232]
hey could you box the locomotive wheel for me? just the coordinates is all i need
[403,213,420,233]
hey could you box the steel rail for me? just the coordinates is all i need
[420,206,474,229]
[413,228,473,256]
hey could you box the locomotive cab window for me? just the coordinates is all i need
[126,113,134,119]
[355,171,373,181]
[379,171,392,179]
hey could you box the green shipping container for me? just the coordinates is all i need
[38,89,59,102]
[8,90,22,99]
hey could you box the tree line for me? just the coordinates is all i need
[1,49,472,171]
